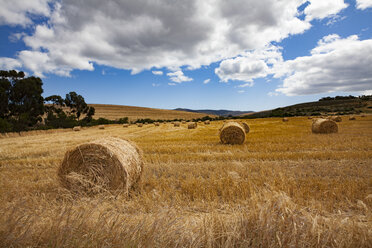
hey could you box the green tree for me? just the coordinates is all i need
[9,76,44,131]
[65,91,89,120]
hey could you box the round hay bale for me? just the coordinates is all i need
[137,123,143,127]
[239,122,250,133]
[73,126,81,131]
[188,122,197,129]
[204,120,210,125]
[181,121,186,124]
[154,122,160,126]
[361,114,366,117]
[58,137,143,195]
[312,119,338,134]
[219,122,245,145]
[282,118,289,122]
[174,122,180,127]
[198,121,202,123]
[98,125,105,129]
[123,124,129,128]
[349,116,356,120]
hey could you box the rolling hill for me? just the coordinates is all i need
[174,108,254,117]
[243,97,372,118]
[89,104,217,121]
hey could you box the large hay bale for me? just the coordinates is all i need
[219,122,245,145]
[137,123,143,127]
[239,122,250,133]
[174,122,180,127]
[154,122,160,126]
[204,120,210,125]
[188,122,197,129]
[73,126,81,131]
[312,119,338,134]
[123,124,129,128]
[58,137,143,195]
[181,121,186,124]
[282,118,289,122]
[349,116,356,120]
[98,125,105,129]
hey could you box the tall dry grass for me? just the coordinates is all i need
[0,116,371,247]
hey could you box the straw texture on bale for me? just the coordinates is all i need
[349,116,356,120]
[312,119,338,134]
[137,123,143,127]
[73,126,81,131]
[240,122,250,133]
[98,125,105,129]
[58,137,143,195]
[219,122,246,145]
[174,122,180,127]
[188,122,197,129]
[123,124,129,128]
[282,118,289,122]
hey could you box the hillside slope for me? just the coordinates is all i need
[174,108,254,117]
[89,104,216,121]
[244,98,372,118]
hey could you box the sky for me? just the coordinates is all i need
[0,0,372,111]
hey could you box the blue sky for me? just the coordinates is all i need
[0,0,372,111]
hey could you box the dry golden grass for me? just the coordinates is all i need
[89,104,215,121]
[0,116,371,247]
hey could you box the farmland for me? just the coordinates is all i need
[0,116,371,247]
[89,104,216,121]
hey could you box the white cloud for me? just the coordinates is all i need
[167,70,193,83]
[0,0,317,77]
[0,57,22,70]
[215,45,283,83]
[237,90,245,94]
[152,70,163,75]
[304,0,348,21]
[0,0,52,26]
[237,82,254,88]
[203,78,211,84]
[168,83,177,86]
[0,0,351,79]
[274,35,372,95]
[356,0,372,10]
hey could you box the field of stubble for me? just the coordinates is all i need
[0,116,371,247]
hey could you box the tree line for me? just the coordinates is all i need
[0,70,97,132]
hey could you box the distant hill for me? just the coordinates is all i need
[89,104,217,121]
[242,97,372,118]
[174,108,254,117]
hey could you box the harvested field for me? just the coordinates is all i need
[0,116,371,247]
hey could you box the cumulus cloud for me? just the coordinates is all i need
[0,0,317,77]
[0,0,52,26]
[203,79,211,84]
[356,0,372,10]
[167,70,193,83]
[274,35,372,95]
[152,70,163,76]
[304,0,348,21]
[215,45,282,83]
[0,57,22,70]
[0,0,352,79]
